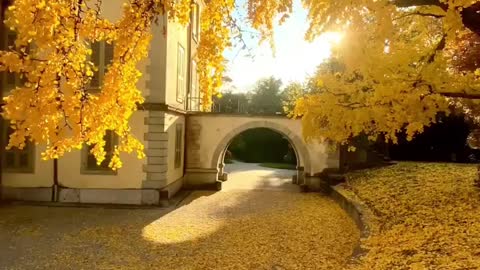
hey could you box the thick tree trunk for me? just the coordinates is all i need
[476,164,480,188]
[461,3,480,36]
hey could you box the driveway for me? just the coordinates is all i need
[222,162,299,192]
[0,164,360,270]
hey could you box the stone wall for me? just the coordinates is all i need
[328,185,370,261]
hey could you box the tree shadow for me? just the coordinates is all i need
[0,189,360,270]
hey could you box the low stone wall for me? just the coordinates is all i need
[327,185,370,261]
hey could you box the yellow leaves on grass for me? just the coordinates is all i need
[345,163,480,269]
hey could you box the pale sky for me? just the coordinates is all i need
[224,0,341,92]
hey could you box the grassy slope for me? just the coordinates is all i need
[345,162,480,269]
[259,163,296,170]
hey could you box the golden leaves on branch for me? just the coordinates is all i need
[0,0,158,169]
[4,0,480,167]
[292,1,480,146]
[0,0,301,164]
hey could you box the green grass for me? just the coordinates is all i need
[259,163,296,170]
[224,159,234,164]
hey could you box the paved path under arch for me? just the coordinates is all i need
[222,162,300,192]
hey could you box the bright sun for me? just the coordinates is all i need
[225,24,344,91]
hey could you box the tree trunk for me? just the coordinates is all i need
[476,163,480,188]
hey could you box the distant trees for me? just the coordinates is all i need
[213,76,306,115]
[249,77,283,114]
[282,82,306,116]
[212,91,250,114]
[228,128,297,164]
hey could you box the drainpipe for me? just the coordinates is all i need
[0,108,3,202]
[186,2,194,112]
[51,159,58,202]
[183,9,193,184]
[0,0,7,202]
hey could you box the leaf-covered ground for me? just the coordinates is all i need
[344,162,480,269]
[0,190,359,270]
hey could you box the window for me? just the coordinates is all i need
[191,3,200,42]
[1,31,21,93]
[176,44,186,102]
[174,124,183,169]
[81,130,117,174]
[1,124,35,173]
[89,41,114,91]
[190,60,199,111]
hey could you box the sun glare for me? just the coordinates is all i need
[321,31,344,45]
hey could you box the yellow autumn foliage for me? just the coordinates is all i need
[2,0,480,166]
[294,1,480,146]
[0,0,295,167]
[345,163,480,269]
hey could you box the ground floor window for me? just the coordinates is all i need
[81,130,117,174]
[1,123,35,173]
[175,124,183,169]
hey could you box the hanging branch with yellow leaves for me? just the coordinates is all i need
[3,0,480,168]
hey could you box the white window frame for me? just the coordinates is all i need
[176,43,186,103]
[192,3,200,42]
[190,60,199,111]
[89,41,114,92]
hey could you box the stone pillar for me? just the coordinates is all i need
[184,168,222,190]
[304,173,329,193]
[142,112,168,195]
[218,161,228,181]
[294,166,305,185]
[184,117,222,190]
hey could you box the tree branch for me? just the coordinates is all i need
[438,92,480,100]
[391,0,447,9]
[424,35,446,63]
[394,11,445,20]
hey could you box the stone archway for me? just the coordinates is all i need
[185,113,337,191]
[210,121,311,184]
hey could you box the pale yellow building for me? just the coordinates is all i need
[0,1,205,205]
[0,1,342,205]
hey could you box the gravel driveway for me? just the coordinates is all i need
[0,164,359,270]
[223,162,299,192]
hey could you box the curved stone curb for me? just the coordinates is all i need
[327,184,370,262]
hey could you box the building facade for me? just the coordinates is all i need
[0,1,205,205]
[0,1,342,205]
